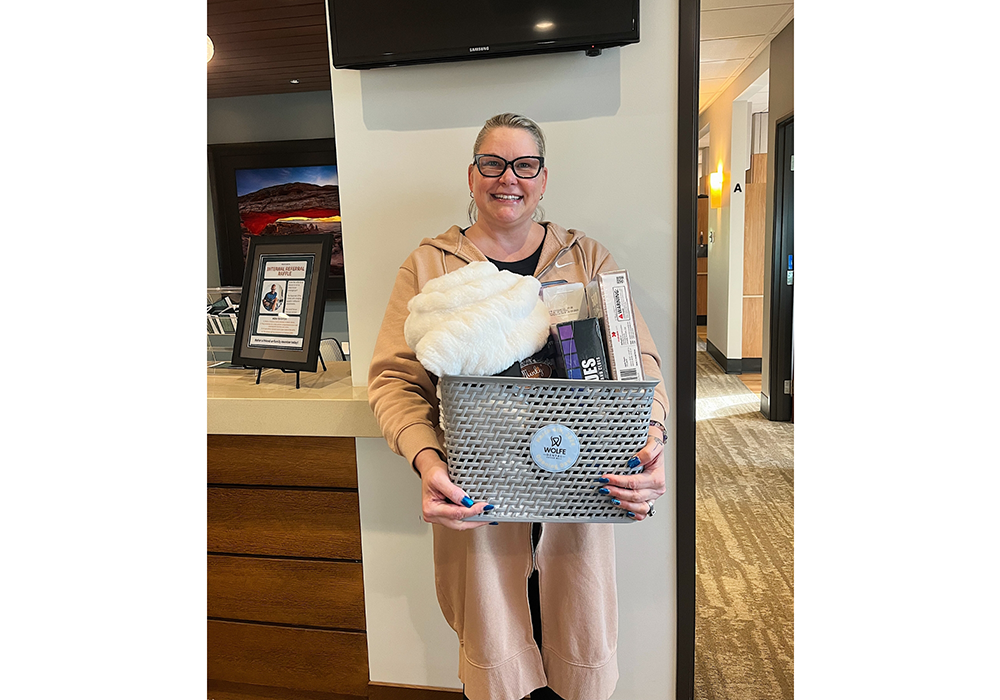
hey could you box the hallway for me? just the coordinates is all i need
[694,329,794,699]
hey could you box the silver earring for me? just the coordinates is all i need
[470,191,474,198]
[540,194,544,200]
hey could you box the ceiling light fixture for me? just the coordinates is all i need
[535,21,554,30]
[207,36,215,63]
[290,79,300,84]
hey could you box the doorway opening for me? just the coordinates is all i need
[689,24,794,700]
[761,115,794,422]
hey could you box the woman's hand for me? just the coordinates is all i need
[414,448,494,530]
[598,426,667,521]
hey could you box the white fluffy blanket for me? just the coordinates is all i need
[404,261,551,377]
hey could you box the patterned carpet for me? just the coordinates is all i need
[694,342,794,700]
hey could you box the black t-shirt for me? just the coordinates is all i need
[462,225,546,277]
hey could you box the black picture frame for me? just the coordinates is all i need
[231,234,333,372]
[208,138,344,300]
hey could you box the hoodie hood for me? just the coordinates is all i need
[418,222,587,277]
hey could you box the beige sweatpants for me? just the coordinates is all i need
[433,522,619,700]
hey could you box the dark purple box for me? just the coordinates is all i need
[551,318,609,380]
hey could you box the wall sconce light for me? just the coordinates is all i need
[207,36,215,63]
[709,165,723,208]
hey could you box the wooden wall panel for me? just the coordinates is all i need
[208,489,362,560]
[748,153,767,184]
[208,433,366,699]
[208,679,359,700]
[742,152,767,358]
[208,620,368,696]
[208,435,358,488]
[207,680,463,700]
[697,196,709,247]
[696,257,708,317]
[742,296,763,359]
[743,182,766,296]
[369,684,464,700]
[209,555,365,629]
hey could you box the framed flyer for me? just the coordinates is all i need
[231,234,334,372]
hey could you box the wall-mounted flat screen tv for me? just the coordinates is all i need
[329,0,639,70]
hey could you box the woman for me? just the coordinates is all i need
[368,113,669,700]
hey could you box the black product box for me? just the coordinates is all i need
[551,318,610,380]
[519,335,559,378]
[494,336,559,378]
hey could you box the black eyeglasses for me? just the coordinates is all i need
[473,153,545,179]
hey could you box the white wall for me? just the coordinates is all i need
[332,2,679,696]
[698,49,769,359]
[727,100,750,356]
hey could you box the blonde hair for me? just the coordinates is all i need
[469,113,546,225]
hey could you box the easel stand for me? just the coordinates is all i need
[253,354,326,390]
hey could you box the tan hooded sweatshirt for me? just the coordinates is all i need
[368,223,669,700]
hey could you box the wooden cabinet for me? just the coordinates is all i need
[696,195,709,323]
[208,435,368,700]
[696,257,708,318]
[697,195,709,248]
[742,154,767,359]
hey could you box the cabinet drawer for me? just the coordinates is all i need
[208,620,368,696]
[208,435,358,488]
[696,274,708,316]
[209,555,365,630]
[208,488,362,560]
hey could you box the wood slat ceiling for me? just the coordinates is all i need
[208,0,331,99]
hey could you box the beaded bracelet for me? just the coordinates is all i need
[649,419,667,438]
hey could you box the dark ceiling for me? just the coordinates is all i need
[208,0,331,99]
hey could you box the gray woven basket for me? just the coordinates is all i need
[439,375,659,522]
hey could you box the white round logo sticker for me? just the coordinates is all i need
[530,424,581,473]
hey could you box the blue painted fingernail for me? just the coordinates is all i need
[461,496,475,507]
[599,487,610,495]
[489,521,499,525]
[611,498,621,506]
[627,511,636,518]
[483,504,495,512]
[627,457,641,468]
[596,477,610,483]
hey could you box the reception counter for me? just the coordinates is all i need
[207,363,417,700]
[207,361,381,438]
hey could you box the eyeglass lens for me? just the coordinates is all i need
[475,155,543,178]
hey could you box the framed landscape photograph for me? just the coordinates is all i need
[231,234,334,372]
[209,138,344,299]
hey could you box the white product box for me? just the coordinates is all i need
[541,281,588,323]
[585,270,645,381]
